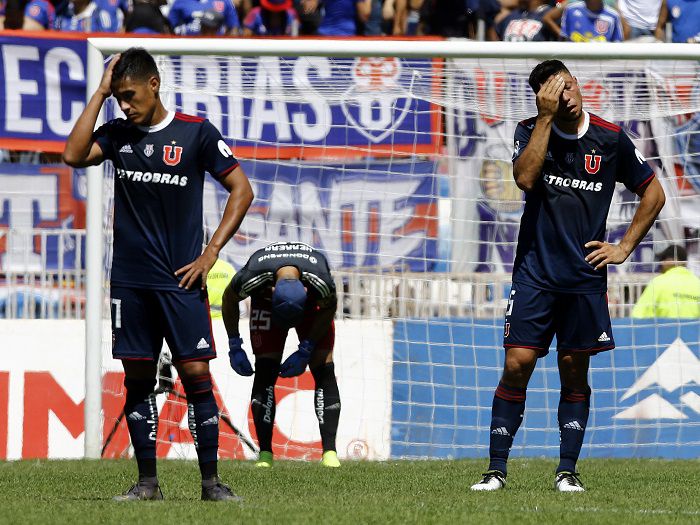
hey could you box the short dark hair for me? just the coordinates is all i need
[656,244,687,263]
[528,59,571,94]
[111,48,160,84]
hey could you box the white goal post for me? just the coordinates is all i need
[84,38,700,460]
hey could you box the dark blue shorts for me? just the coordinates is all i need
[503,282,615,357]
[111,286,216,362]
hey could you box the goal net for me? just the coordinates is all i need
[88,39,700,462]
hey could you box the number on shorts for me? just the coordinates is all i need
[250,309,271,331]
[505,290,515,317]
[111,298,122,328]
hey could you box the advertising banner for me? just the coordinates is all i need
[207,160,439,271]
[0,319,392,460]
[0,33,440,156]
[392,318,700,459]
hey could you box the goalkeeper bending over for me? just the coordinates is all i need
[222,242,341,468]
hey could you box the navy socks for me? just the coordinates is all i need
[488,381,526,475]
[557,386,591,474]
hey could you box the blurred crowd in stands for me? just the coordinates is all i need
[0,0,698,42]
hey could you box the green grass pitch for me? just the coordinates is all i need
[1,458,698,524]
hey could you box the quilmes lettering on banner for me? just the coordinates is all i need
[203,160,438,271]
[0,34,439,155]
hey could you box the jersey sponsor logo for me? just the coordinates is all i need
[163,145,183,166]
[196,338,210,350]
[545,174,603,192]
[258,252,318,264]
[144,144,154,157]
[115,167,188,186]
[119,144,133,153]
[584,153,602,174]
[566,152,575,164]
[598,331,611,342]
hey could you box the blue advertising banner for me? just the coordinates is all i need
[0,34,440,156]
[205,159,439,271]
[392,319,700,459]
[166,55,440,158]
[0,34,87,151]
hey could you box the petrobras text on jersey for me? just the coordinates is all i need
[544,174,603,192]
[115,167,188,187]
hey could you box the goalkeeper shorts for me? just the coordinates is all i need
[111,286,216,362]
[503,282,615,357]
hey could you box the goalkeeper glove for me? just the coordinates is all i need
[279,339,315,377]
[228,336,254,376]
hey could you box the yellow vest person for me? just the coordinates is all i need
[632,245,700,319]
[207,258,236,319]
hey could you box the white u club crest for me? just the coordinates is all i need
[144,144,154,157]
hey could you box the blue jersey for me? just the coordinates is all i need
[25,0,55,28]
[168,0,239,34]
[561,1,623,42]
[93,112,239,290]
[54,1,120,31]
[667,0,700,42]
[511,111,654,293]
[496,4,554,41]
[318,0,362,36]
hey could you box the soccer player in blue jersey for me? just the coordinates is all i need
[470,60,665,492]
[63,48,254,501]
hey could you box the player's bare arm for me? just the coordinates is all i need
[513,75,565,192]
[584,178,665,269]
[176,166,254,290]
[62,55,120,168]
